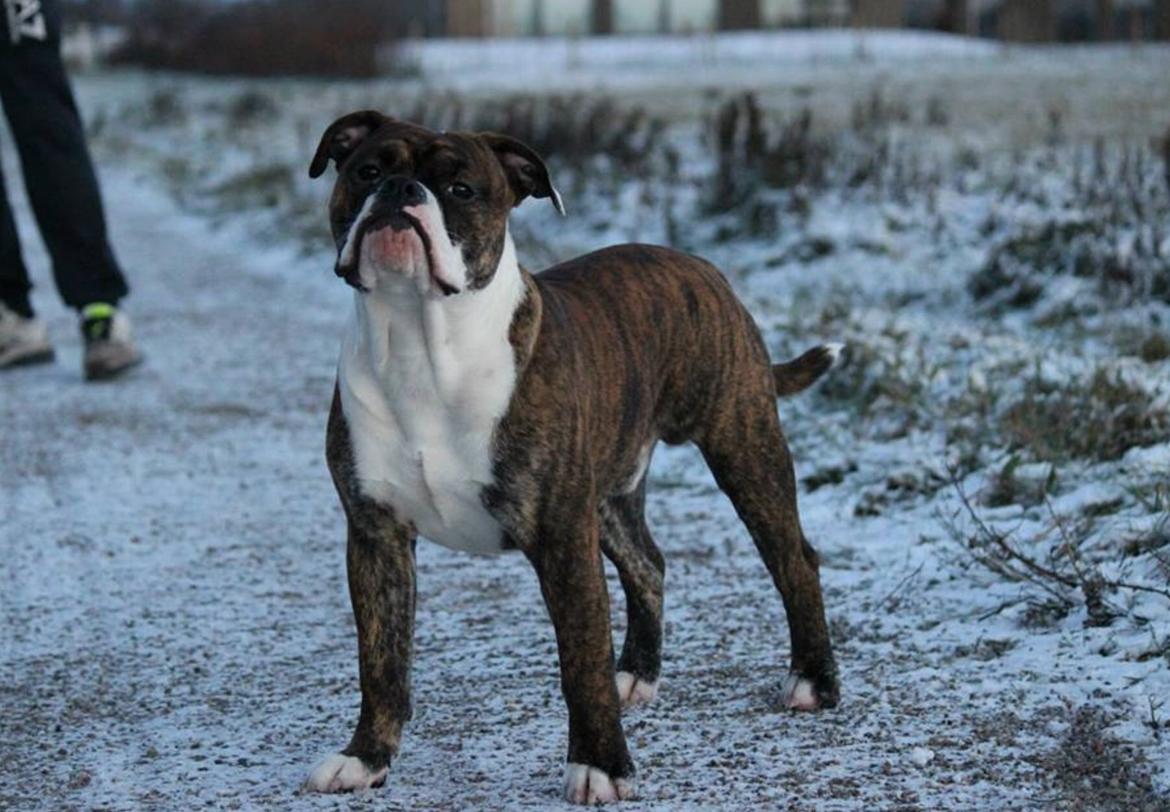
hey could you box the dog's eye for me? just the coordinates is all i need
[447,182,475,201]
[357,164,382,182]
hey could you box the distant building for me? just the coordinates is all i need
[427,0,807,36]
[978,0,1162,42]
[394,0,1169,40]
[806,0,851,25]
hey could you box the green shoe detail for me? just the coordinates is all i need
[81,302,116,320]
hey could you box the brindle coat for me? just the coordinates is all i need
[310,112,839,795]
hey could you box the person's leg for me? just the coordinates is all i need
[0,0,129,311]
[0,157,35,318]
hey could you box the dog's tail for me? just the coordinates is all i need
[772,343,844,398]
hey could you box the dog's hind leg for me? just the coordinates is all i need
[696,390,839,711]
[600,481,665,710]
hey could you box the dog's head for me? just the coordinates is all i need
[309,111,563,296]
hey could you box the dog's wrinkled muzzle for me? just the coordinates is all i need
[334,205,460,297]
[334,210,412,291]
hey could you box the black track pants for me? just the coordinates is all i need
[0,0,127,317]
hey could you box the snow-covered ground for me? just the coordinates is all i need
[2,32,1169,810]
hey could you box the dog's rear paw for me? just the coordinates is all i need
[615,671,658,709]
[781,671,839,711]
[563,763,635,804]
[302,753,387,793]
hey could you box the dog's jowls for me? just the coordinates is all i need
[301,110,841,804]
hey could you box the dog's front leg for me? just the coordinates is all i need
[305,509,416,793]
[528,512,636,804]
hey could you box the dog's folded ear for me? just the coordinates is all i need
[479,133,566,216]
[309,110,389,179]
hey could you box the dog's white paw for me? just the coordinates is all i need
[780,673,820,711]
[615,671,658,709]
[302,753,388,793]
[563,763,635,805]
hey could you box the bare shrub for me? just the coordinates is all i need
[706,93,832,212]
[944,471,1170,627]
[112,0,395,78]
[850,87,911,133]
[402,94,668,174]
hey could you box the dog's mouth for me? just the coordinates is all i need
[335,209,460,296]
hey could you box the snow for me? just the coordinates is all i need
[3,31,1169,811]
[399,28,999,83]
[909,747,935,768]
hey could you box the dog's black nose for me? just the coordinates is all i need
[380,176,427,207]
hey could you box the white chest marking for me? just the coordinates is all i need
[338,230,524,554]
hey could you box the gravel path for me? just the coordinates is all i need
[2,155,1166,810]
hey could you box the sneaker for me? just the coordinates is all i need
[81,302,143,381]
[0,302,54,369]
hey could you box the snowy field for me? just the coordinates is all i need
[3,32,1170,810]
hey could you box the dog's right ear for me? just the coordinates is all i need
[309,110,388,179]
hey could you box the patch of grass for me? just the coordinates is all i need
[1112,325,1170,364]
[206,164,295,211]
[142,88,187,127]
[952,638,1017,661]
[801,461,858,492]
[854,469,947,517]
[814,338,942,438]
[999,368,1169,463]
[1139,332,1170,363]
[970,144,1170,311]
[224,90,279,128]
[1127,481,1169,514]
[1122,517,1170,558]
[981,456,1057,508]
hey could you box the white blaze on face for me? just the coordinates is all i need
[337,193,376,277]
[399,191,466,295]
[340,183,467,297]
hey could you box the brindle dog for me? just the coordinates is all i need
[302,111,840,804]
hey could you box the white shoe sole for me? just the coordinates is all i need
[0,347,55,370]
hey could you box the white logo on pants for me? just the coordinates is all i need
[6,0,46,44]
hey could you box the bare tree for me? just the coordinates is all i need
[719,0,761,30]
[942,0,969,34]
[1157,0,1170,41]
[1122,2,1144,41]
[998,0,1054,42]
[592,0,613,34]
[1096,0,1115,40]
[446,0,489,37]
